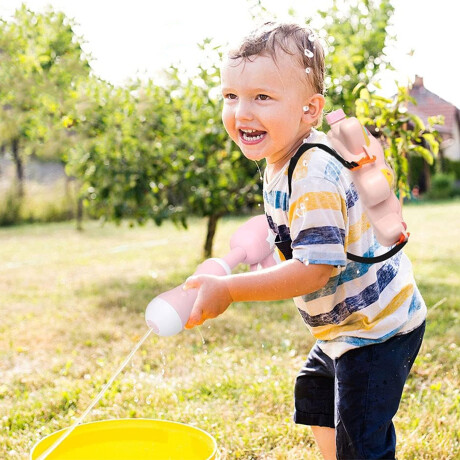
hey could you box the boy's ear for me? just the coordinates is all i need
[302,94,325,125]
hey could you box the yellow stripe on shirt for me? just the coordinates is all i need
[289,191,344,226]
[348,212,371,246]
[292,151,313,182]
[311,284,415,341]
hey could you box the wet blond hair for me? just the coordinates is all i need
[227,22,325,97]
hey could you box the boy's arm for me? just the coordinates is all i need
[184,259,333,328]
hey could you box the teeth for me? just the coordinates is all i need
[241,129,257,133]
[242,132,264,141]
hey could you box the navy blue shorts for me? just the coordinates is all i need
[294,322,425,459]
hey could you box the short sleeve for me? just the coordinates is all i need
[288,174,347,267]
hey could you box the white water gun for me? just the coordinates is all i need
[145,215,278,336]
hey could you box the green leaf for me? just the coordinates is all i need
[422,133,440,156]
[410,145,434,164]
[408,114,425,132]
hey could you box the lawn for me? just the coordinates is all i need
[1,201,459,459]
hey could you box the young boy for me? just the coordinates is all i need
[184,23,426,460]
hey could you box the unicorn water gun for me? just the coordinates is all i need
[282,109,409,264]
[145,215,278,336]
[325,109,409,262]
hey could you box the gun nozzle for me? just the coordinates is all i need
[146,320,160,334]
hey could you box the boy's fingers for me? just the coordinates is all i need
[184,276,205,328]
[185,307,204,329]
[183,276,201,290]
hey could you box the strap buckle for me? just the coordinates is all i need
[349,155,376,171]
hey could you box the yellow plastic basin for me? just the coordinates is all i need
[30,419,217,460]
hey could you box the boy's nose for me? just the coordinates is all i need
[235,101,254,121]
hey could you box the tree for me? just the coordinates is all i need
[67,42,262,258]
[0,6,90,197]
[66,77,182,228]
[319,0,395,117]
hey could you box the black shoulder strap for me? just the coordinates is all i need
[287,142,407,264]
[346,240,408,263]
[287,142,359,195]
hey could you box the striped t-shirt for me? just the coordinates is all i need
[264,129,426,359]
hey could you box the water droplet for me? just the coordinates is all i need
[197,326,206,345]
[304,49,314,58]
[305,67,311,74]
[296,202,308,217]
[308,33,317,42]
[254,160,263,181]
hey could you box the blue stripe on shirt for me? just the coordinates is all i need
[298,257,400,327]
[266,215,291,241]
[301,239,386,302]
[293,226,345,247]
[324,160,342,182]
[346,183,359,209]
[264,190,289,211]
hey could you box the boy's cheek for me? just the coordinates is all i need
[221,115,237,141]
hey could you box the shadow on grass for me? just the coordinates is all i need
[77,264,459,354]
[76,268,306,353]
[79,269,192,314]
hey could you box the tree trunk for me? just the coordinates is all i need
[423,159,432,194]
[203,214,220,259]
[0,144,4,175]
[11,138,24,197]
[76,197,84,231]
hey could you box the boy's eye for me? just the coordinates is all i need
[256,94,270,100]
[224,93,237,100]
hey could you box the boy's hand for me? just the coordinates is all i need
[183,275,233,329]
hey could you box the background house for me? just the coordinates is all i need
[409,76,460,161]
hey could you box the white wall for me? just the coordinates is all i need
[443,123,460,161]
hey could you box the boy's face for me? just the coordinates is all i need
[221,52,312,166]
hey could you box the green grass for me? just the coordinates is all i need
[1,201,459,459]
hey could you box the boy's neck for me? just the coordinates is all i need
[266,129,313,181]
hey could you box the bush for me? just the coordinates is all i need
[20,181,75,223]
[441,158,460,180]
[428,172,456,199]
[0,187,22,226]
[0,180,78,226]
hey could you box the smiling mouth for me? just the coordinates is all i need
[239,129,267,143]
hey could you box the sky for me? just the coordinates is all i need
[0,0,459,107]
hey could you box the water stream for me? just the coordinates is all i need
[37,328,154,460]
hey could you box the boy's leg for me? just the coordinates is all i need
[334,322,425,459]
[294,344,336,459]
[311,426,336,460]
